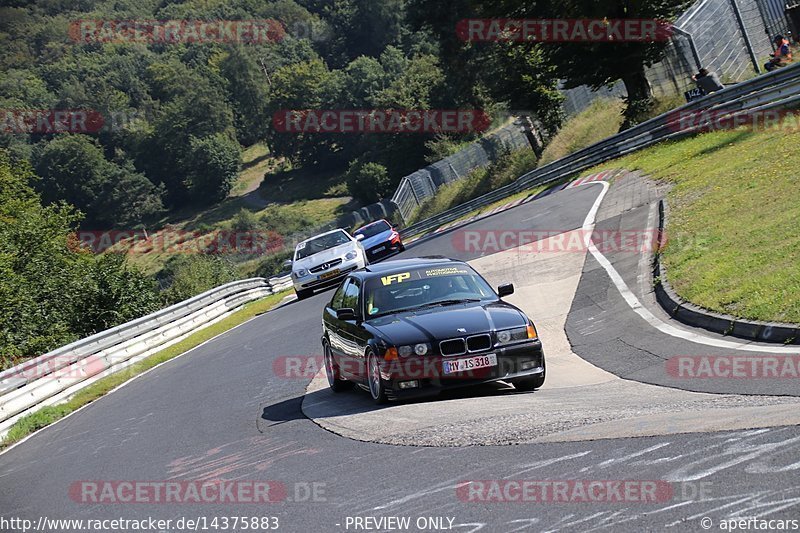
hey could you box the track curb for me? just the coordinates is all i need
[652,198,800,345]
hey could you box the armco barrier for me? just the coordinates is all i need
[398,63,800,239]
[0,277,290,435]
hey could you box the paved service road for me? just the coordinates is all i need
[2,176,799,532]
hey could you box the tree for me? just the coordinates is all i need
[265,58,344,164]
[460,0,691,128]
[345,160,392,203]
[539,0,690,127]
[305,0,406,68]
[139,59,237,206]
[32,135,111,226]
[186,133,242,204]
[32,135,163,228]
[220,47,272,146]
[0,149,160,366]
[98,166,165,229]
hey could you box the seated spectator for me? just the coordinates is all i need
[692,68,724,93]
[765,35,792,71]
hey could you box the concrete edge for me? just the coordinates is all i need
[652,198,800,345]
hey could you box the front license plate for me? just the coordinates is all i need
[442,354,497,374]
[319,269,341,281]
[372,246,385,253]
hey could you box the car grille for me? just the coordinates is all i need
[440,334,492,356]
[309,258,343,274]
[466,334,491,352]
[439,339,466,356]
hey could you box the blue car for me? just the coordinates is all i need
[353,219,404,262]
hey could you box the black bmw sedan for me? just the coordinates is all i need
[320,257,545,403]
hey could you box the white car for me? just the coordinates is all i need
[290,229,368,300]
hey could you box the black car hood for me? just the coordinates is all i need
[365,301,527,346]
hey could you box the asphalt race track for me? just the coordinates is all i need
[2,175,800,532]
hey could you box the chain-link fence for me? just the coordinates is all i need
[391,124,531,222]
[562,0,786,116]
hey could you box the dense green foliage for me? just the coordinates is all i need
[0,0,568,218]
[345,160,392,204]
[0,150,160,368]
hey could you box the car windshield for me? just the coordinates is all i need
[363,265,495,318]
[295,231,351,260]
[354,220,391,239]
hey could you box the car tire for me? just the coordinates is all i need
[324,343,351,393]
[295,288,313,300]
[366,349,388,404]
[398,243,405,252]
[512,373,545,392]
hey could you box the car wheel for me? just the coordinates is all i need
[324,343,351,392]
[295,288,313,300]
[398,243,405,252]
[512,373,545,392]
[366,349,388,404]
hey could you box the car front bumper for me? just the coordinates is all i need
[379,340,545,400]
[292,257,366,293]
[365,240,403,262]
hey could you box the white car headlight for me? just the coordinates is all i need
[345,251,358,260]
[397,343,430,357]
[294,268,308,278]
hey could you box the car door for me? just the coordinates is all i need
[337,277,370,382]
[324,278,350,365]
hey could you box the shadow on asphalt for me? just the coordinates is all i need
[262,379,537,422]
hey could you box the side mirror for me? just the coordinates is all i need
[336,308,357,321]
[282,259,293,268]
[355,233,365,241]
[497,283,514,297]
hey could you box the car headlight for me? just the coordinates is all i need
[294,268,308,278]
[397,343,430,357]
[345,250,358,260]
[496,326,535,344]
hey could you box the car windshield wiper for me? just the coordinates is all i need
[409,298,482,310]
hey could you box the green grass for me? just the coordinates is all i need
[540,94,688,166]
[1,290,289,449]
[407,149,540,225]
[587,126,800,324]
[120,141,354,277]
[540,98,625,165]
[258,165,349,203]
[231,143,279,196]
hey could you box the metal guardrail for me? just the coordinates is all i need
[0,275,291,435]
[399,63,800,239]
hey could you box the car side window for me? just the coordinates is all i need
[341,278,361,313]
[330,279,348,310]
